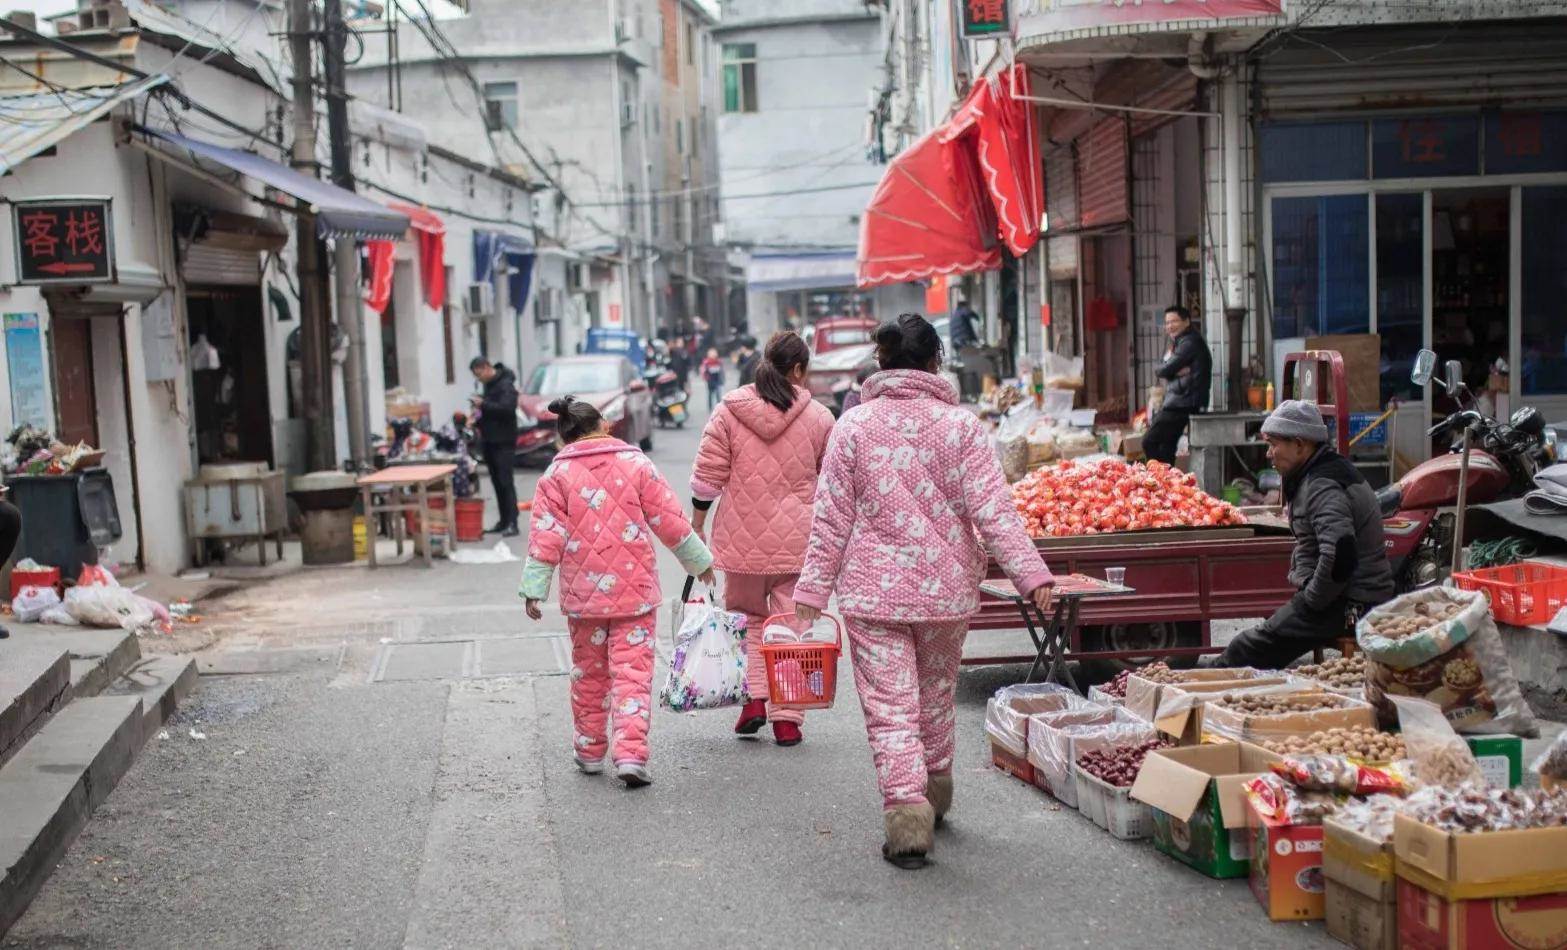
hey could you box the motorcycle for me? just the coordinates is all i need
[1377,349,1550,590]
[644,363,689,429]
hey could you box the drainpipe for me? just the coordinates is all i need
[1222,66,1246,412]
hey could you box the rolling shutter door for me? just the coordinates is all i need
[181,242,261,286]
[1045,145,1078,231]
[1076,117,1129,229]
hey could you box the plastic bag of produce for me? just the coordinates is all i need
[1357,587,1535,736]
[996,402,1042,483]
[1026,708,1128,798]
[1390,695,1485,788]
[984,683,1088,757]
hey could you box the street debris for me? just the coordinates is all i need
[188,727,208,741]
[448,541,520,565]
[156,730,170,741]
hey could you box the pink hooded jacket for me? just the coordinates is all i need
[794,370,1053,622]
[690,384,835,575]
[522,437,711,618]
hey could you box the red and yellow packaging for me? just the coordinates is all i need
[1247,798,1326,921]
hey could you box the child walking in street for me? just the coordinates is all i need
[700,347,724,410]
[520,396,715,788]
[795,314,1054,868]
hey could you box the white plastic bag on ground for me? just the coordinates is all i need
[12,584,61,623]
[659,594,748,712]
[1357,586,1536,736]
[63,585,156,633]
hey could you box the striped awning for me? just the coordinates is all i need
[0,75,169,175]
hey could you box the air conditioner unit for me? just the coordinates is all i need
[466,282,494,318]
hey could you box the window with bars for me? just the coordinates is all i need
[722,44,757,114]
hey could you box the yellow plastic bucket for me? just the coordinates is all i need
[353,516,369,560]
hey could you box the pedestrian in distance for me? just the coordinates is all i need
[1143,305,1212,465]
[839,360,877,415]
[735,336,760,387]
[519,396,716,788]
[795,313,1055,870]
[469,356,521,536]
[700,347,724,410]
[690,331,835,748]
[668,335,691,390]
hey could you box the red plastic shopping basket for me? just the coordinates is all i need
[758,613,843,710]
[1452,561,1567,626]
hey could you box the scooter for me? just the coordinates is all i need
[644,363,688,429]
[1377,349,1550,590]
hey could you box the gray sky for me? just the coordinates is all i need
[8,0,719,25]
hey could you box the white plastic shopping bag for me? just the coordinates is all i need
[13,584,61,623]
[659,580,749,712]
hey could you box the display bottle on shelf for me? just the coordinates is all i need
[1265,381,1276,411]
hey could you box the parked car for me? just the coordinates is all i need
[806,341,877,415]
[515,355,654,463]
[805,316,878,355]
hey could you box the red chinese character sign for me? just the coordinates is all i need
[12,198,115,285]
[962,0,1011,36]
[1016,0,1282,33]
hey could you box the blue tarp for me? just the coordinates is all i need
[473,230,535,314]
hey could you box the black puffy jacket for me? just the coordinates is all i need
[1155,328,1212,412]
[476,365,519,444]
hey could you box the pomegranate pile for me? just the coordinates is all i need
[1012,459,1246,538]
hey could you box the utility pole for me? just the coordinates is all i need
[323,0,370,467]
[289,0,336,471]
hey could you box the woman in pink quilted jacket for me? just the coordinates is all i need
[520,397,715,789]
[690,331,835,747]
[795,314,1055,869]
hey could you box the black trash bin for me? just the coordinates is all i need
[6,469,122,580]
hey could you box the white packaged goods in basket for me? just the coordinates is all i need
[984,683,1090,758]
[761,617,838,645]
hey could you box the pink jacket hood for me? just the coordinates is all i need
[794,370,1053,621]
[526,437,699,618]
[691,385,835,575]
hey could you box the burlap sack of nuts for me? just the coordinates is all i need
[1356,587,1536,736]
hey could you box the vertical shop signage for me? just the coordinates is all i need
[12,198,115,285]
[3,313,50,430]
[607,303,623,326]
[960,0,1011,37]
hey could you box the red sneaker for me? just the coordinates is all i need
[734,700,766,736]
[773,721,802,747]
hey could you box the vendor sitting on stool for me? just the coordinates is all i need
[1214,400,1394,669]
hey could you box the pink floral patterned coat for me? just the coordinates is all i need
[794,370,1053,622]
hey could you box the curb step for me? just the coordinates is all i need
[0,695,144,936]
[103,655,199,743]
[64,632,142,699]
[0,648,71,770]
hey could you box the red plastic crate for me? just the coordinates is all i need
[10,567,61,600]
[1452,561,1567,626]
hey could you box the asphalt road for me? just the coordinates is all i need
[3,391,1334,949]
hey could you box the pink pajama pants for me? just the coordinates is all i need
[722,572,804,726]
[566,613,656,766]
[845,617,969,809]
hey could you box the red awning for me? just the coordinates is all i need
[856,125,1000,289]
[375,201,446,311]
[387,201,447,237]
[946,65,1043,259]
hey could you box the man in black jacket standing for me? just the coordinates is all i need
[470,357,520,537]
[1144,306,1212,465]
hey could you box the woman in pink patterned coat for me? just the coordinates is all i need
[690,331,835,747]
[521,397,715,789]
[795,314,1055,868]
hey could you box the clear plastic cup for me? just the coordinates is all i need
[1105,567,1126,587]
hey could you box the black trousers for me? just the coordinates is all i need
[1143,407,1191,465]
[1218,595,1364,669]
[482,441,518,530]
[0,500,20,566]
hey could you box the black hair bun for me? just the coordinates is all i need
[874,322,904,348]
[547,396,575,415]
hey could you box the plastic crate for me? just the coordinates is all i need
[1073,765,1156,840]
[1452,561,1567,626]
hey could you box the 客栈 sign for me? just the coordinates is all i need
[12,197,115,285]
[961,0,1012,37]
[1015,0,1282,34]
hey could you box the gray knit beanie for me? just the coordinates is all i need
[1261,399,1330,443]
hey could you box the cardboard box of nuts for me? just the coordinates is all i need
[1123,667,1281,722]
[1200,688,1378,744]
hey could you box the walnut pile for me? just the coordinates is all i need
[1366,600,1464,640]
[1295,655,1367,691]
[1264,726,1405,762]
[1214,692,1345,715]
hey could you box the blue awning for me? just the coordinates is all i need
[141,128,409,240]
[473,230,536,313]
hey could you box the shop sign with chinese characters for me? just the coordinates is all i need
[12,198,115,285]
[961,0,1011,37]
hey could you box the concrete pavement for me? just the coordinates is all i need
[4,394,1339,948]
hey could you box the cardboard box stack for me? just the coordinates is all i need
[1324,814,1397,950]
[1130,743,1281,879]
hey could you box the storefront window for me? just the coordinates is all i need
[1376,193,1424,403]
[1271,195,1369,340]
[1485,112,1567,175]
[1522,185,1567,396]
[1259,122,1367,183]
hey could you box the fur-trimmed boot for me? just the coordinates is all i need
[882,802,935,870]
[927,772,954,827]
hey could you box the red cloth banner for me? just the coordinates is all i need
[365,240,395,314]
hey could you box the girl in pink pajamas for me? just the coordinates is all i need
[521,397,715,788]
[690,331,834,747]
[795,314,1055,869]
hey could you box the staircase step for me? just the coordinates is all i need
[46,631,141,698]
[0,695,143,935]
[103,654,199,743]
[0,646,71,769]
